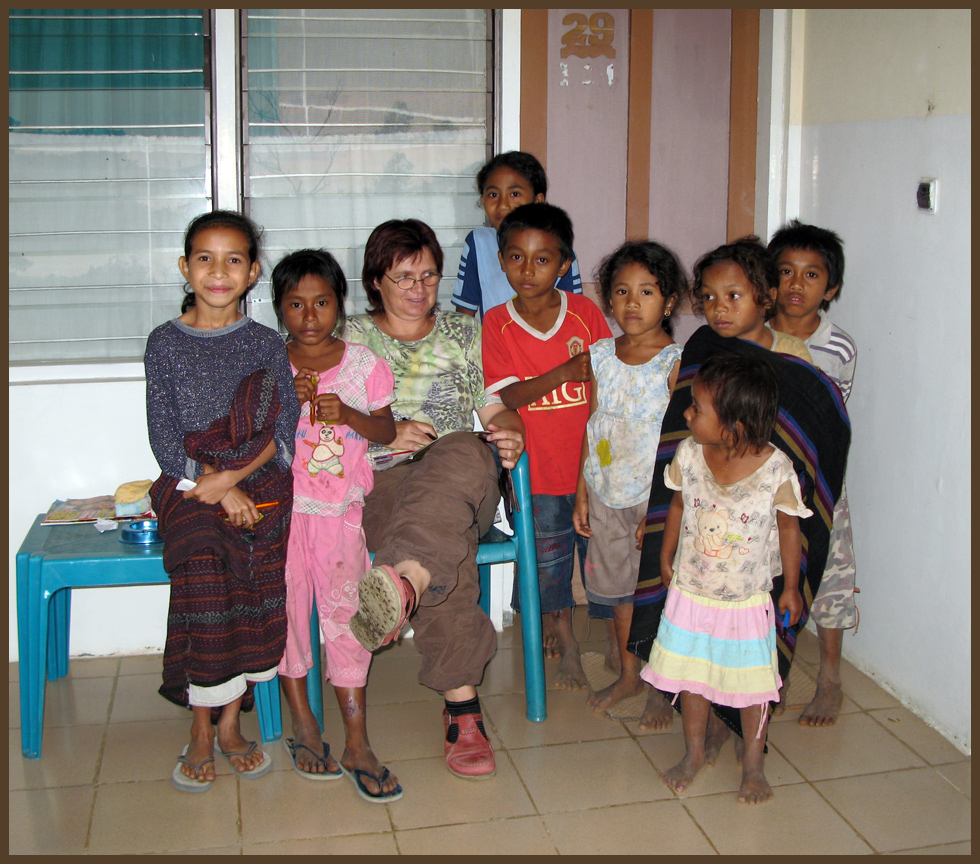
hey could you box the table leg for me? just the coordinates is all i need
[47,588,71,681]
[19,554,50,758]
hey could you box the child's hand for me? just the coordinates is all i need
[312,392,348,426]
[573,494,591,537]
[660,567,673,590]
[219,485,260,528]
[635,517,646,551]
[560,351,592,384]
[778,587,803,627]
[293,366,318,404]
[183,469,235,505]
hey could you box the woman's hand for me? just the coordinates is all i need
[476,404,525,470]
[389,419,437,452]
[219,485,260,528]
[778,587,803,628]
[485,422,524,470]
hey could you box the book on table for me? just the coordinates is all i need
[41,496,153,526]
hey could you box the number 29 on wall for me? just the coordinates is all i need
[561,12,616,59]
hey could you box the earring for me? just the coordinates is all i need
[664,309,671,318]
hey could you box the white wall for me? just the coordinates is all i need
[9,365,172,658]
[793,9,971,751]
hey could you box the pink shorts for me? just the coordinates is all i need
[278,508,371,689]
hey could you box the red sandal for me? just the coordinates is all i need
[443,709,496,779]
[349,565,416,651]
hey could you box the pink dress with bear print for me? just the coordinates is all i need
[278,342,394,688]
[664,436,812,602]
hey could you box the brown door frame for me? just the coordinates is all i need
[519,10,759,243]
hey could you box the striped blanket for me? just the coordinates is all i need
[628,325,850,737]
[151,369,293,711]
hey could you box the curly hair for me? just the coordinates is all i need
[593,241,687,333]
[690,236,776,317]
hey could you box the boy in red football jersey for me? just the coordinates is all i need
[482,203,611,688]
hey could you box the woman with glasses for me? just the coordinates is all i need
[342,219,525,780]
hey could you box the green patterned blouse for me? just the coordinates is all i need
[343,311,487,435]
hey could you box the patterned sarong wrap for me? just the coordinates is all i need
[627,325,850,738]
[151,369,293,712]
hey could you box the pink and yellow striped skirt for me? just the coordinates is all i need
[641,583,781,709]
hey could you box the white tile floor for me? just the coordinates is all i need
[9,620,971,855]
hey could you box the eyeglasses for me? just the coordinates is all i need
[384,272,442,290]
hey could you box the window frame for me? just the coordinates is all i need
[9,8,504,372]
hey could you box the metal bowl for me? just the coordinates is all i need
[119,519,162,545]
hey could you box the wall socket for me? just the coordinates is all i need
[916,178,938,214]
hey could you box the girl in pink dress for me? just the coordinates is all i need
[272,248,402,803]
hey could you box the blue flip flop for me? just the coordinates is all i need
[342,764,404,803]
[284,737,344,781]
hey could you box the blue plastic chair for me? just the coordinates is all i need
[251,449,547,740]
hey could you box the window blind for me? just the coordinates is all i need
[242,9,492,329]
[8,9,208,363]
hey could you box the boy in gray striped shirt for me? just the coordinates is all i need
[769,220,857,728]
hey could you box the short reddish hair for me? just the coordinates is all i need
[361,219,443,316]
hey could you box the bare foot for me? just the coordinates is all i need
[703,711,731,765]
[553,647,589,690]
[799,678,843,726]
[661,752,704,793]
[550,608,587,689]
[587,674,644,713]
[341,745,400,797]
[602,619,621,675]
[638,688,674,731]
[542,613,560,659]
[181,734,216,782]
[738,767,773,803]
[771,681,786,716]
[216,727,264,773]
[290,715,340,774]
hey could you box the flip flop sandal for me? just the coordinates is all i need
[283,737,344,781]
[219,740,273,779]
[341,764,404,804]
[172,745,215,793]
[349,565,416,652]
